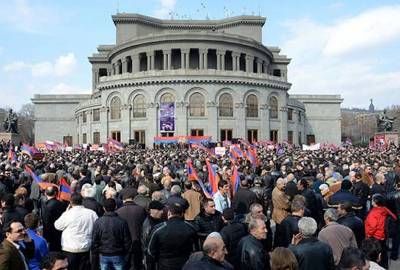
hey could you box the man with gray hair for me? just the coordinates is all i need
[166,185,189,212]
[318,208,357,265]
[289,217,334,270]
[81,183,104,217]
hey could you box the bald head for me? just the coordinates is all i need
[203,237,227,262]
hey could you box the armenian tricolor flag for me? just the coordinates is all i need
[24,165,55,190]
[107,138,124,152]
[58,178,71,201]
[231,165,240,196]
[21,144,38,158]
[187,159,212,199]
[205,159,219,195]
[7,148,17,162]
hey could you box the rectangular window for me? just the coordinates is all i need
[93,132,100,144]
[111,131,121,142]
[247,129,258,143]
[288,131,293,144]
[82,112,87,123]
[93,109,100,121]
[298,132,302,145]
[288,108,293,121]
[220,129,233,141]
[298,111,302,122]
[191,129,204,136]
[134,130,146,144]
[82,133,87,144]
[161,132,174,137]
[270,130,278,142]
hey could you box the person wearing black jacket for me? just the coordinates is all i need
[232,179,257,215]
[219,208,247,268]
[41,186,67,252]
[148,203,197,270]
[82,184,104,217]
[352,173,370,219]
[386,180,400,260]
[280,198,305,248]
[116,189,147,270]
[237,218,270,270]
[337,201,365,247]
[194,199,224,240]
[0,194,24,230]
[289,217,335,270]
[297,179,318,220]
[92,198,132,270]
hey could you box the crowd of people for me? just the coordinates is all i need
[0,140,399,270]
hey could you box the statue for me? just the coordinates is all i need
[377,110,395,132]
[3,109,18,134]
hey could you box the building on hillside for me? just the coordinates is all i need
[32,13,342,147]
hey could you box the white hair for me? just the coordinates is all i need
[170,185,181,195]
[298,217,317,237]
[81,184,95,198]
[324,208,339,222]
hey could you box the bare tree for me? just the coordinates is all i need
[18,103,35,143]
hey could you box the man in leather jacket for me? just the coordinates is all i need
[337,201,365,247]
[237,218,270,270]
[250,177,270,213]
[289,217,335,270]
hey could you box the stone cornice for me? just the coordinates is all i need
[112,13,266,29]
[97,71,291,91]
[106,32,275,61]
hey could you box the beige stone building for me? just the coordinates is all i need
[32,13,342,147]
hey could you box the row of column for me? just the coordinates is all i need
[111,49,268,75]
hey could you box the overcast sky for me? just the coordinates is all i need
[1,0,399,110]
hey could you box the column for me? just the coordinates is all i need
[121,59,127,73]
[204,50,208,69]
[146,102,159,147]
[147,54,151,71]
[149,52,155,70]
[163,53,167,70]
[87,111,92,143]
[260,104,270,140]
[256,59,262,74]
[207,102,218,141]
[185,50,190,69]
[176,102,188,136]
[199,49,206,69]
[216,50,221,70]
[262,62,268,74]
[132,55,140,73]
[293,109,299,145]
[100,107,109,143]
[279,106,288,142]
[180,50,185,69]
[121,105,131,143]
[232,52,240,71]
[245,55,254,73]
[217,50,225,70]
[92,69,96,90]
[235,102,246,138]
[167,51,172,70]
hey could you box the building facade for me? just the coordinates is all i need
[33,13,342,146]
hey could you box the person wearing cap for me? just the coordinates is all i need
[116,187,147,270]
[142,200,166,270]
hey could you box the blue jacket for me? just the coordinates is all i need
[27,229,49,270]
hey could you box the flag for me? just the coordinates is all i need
[205,159,220,195]
[58,178,71,201]
[21,144,38,158]
[231,165,240,195]
[246,148,258,167]
[7,148,17,162]
[187,159,212,198]
[24,165,55,190]
[187,159,199,181]
[230,144,244,159]
[107,138,124,152]
[191,143,215,157]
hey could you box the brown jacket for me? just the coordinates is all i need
[182,189,201,221]
[272,187,290,224]
[0,239,34,270]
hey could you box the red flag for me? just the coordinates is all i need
[205,159,220,195]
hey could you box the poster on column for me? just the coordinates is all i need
[160,102,175,131]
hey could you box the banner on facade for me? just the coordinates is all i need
[160,102,175,131]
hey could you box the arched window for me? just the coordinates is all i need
[110,96,121,120]
[189,93,205,117]
[269,96,278,119]
[219,93,233,117]
[133,94,146,118]
[246,94,258,117]
[160,93,175,103]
